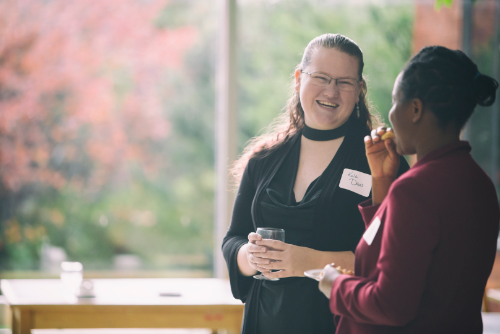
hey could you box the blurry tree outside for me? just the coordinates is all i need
[0,0,416,274]
[0,0,216,273]
[238,0,413,150]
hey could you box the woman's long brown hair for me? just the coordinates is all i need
[231,33,381,185]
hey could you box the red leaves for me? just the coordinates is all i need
[0,0,198,191]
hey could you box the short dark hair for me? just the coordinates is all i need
[400,46,498,129]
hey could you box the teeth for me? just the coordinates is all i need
[318,101,338,107]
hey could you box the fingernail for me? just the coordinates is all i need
[261,248,266,252]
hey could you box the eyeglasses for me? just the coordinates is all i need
[301,70,360,91]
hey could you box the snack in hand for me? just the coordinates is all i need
[381,131,395,141]
[320,265,354,278]
[335,266,354,276]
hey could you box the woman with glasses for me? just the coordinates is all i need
[222,33,409,334]
[319,46,499,333]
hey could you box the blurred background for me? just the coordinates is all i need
[0,0,498,283]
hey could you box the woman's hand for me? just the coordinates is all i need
[318,264,342,299]
[365,127,401,205]
[237,232,271,276]
[251,239,323,279]
[246,232,272,272]
[365,127,400,179]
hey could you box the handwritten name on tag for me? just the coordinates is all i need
[363,216,381,246]
[339,168,372,197]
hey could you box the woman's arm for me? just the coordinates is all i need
[250,240,355,279]
[237,233,269,277]
[366,127,401,205]
[237,243,258,276]
[221,162,259,300]
[328,181,439,326]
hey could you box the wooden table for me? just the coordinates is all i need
[1,278,244,334]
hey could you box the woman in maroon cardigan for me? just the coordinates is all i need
[319,46,499,333]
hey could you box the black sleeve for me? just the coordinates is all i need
[221,160,258,302]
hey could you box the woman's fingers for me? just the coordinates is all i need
[247,243,267,254]
[249,254,270,265]
[367,127,397,146]
[257,260,283,270]
[255,239,285,250]
[253,250,283,260]
[254,264,272,273]
[370,129,380,142]
[248,232,262,242]
[384,137,397,157]
[261,269,284,279]
[370,127,396,142]
[364,136,373,149]
[376,126,387,135]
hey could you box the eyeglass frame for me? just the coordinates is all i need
[300,70,361,91]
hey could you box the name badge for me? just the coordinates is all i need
[363,216,381,246]
[339,168,372,197]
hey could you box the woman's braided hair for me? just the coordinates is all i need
[400,46,498,129]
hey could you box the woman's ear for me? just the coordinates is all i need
[411,98,424,123]
[356,80,364,104]
[294,70,301,92]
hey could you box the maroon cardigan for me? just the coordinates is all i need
[330,141,499,334]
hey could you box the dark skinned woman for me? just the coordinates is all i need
[320,46,499,334]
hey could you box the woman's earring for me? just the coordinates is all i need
[356,103,360,118]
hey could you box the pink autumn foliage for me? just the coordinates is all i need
[0,0,197,191]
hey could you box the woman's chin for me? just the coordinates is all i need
[396,145,415,157]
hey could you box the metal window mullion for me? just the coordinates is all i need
[214,0,237,279]
[491,1,500,193]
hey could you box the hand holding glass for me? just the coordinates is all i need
[253,228,285,281]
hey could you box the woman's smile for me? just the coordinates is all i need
[317,100,339,109]
[296,47,361,130]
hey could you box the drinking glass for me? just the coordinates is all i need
[253,227,285,281]
[60,261,83,296]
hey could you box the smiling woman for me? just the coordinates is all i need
[296,48,362,130]
[222,33,410,334]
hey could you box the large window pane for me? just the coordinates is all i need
[0,0,216,275]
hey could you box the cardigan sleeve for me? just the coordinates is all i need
[358,199,380,227]
[221,160,258,302]
[356,155,408,228]
[330,177,440,326]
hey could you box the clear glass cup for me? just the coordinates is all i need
[60,261,83,296]
[253,227,285,281]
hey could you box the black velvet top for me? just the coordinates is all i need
[222,120,409,334]
[258,136,320,334]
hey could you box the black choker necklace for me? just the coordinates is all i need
[302,120,350,141]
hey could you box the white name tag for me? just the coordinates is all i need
[339,168,372,197]
[363,216,381,246]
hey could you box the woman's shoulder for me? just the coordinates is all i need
[387,164,438,207]
[247,132,301,175]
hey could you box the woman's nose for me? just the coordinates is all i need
[323,81,340,97]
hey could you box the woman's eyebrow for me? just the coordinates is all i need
[314,71,356,79]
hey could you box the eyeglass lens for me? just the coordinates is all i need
[309,73,357,91]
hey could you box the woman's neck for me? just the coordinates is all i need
[302,119,350,141]
[416,129,460,161]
